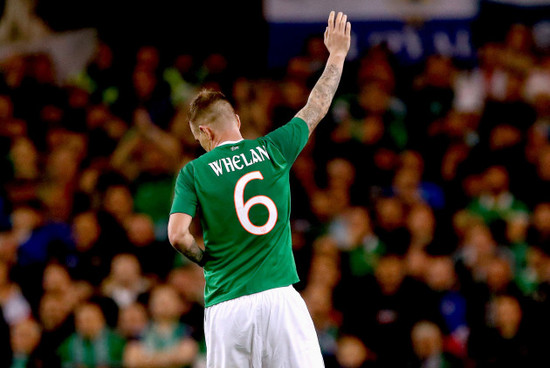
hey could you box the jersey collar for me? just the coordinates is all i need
[217,139,244,147]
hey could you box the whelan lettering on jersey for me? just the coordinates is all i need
[208,146,270,176]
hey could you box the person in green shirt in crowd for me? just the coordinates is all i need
[58,302,125,368]
[123,284,198,368]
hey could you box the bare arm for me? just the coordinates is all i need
[296,11,351,136]
[168,213,206,266]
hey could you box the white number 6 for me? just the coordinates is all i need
[234,171,278,235]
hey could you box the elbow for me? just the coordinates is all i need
[168,228,186,249]
[167,213,197,256]
[167,229,179,248]
[167,222,190,250]
[168,230,193,255]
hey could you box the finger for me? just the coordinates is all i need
[328,11,335,30]
[324,27,328,41]
[336,12,343,29]
[346,21,351,37]
[340,14,348,32]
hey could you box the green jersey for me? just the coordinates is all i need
[170,117,309,307]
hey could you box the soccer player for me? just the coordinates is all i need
[168,11,351,367]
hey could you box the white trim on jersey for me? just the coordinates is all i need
[217,139,244,147]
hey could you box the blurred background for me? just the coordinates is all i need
[0,0,549,367]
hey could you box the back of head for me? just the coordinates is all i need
[188,89,236,132]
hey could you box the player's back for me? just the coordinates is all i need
[183,117,309,307]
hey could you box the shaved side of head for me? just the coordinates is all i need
[188,90,236,132]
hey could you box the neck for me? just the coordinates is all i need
[211,131,243,150]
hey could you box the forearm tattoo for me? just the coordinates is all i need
[297,63,342,135]
[179,240,207,267]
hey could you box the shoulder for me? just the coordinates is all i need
[177,159,199,176]
[266,117,307,135]
[263,117,308,143]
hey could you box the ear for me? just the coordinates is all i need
[199,125,214,139]
[235,114,241,129]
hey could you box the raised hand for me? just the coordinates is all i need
[324,11,351,59]
[296,11,351,135]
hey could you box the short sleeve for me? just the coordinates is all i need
[170,163,198,216]
[263,117,309,165]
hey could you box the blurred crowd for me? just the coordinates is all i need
[0,18,550,368]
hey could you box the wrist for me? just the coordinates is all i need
[327,53,346,65]
[197,250,210,267]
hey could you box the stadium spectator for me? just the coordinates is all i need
[8,318,42,368]
[110,109,181,181]
[334,334,375,368]
[354,43,396,95]
[73,40,121,106]
[406,54,456,152]
[465,165,529,226]
[117,302,148,341]
[423,255,469,357]
[0,261,31,327]
[388,165,445,210]
[58,302,126,368]
[110,109,181,237]
[330,79,407,177]
[303,283,342,365]
[9,201,75,310]
[101,182,134,225]
[406,203,436,250]
[71,211,114,285]
[521,145,550,208]
[84,104,129,160]
[112,45,174,130]
[94,180,134,254]
[405,246,430,284]
[195,53,233,94]
[101,253,150,309]
[163,53,199,108]
[407,320,463,368]
[372,196,410,255]
[41,262,78,310]
[124,213,174,280]
[7,136,39,185]
[231,77,274,139]
[166,265,205,342]
[271,77,309,128]
[485,256,524,298]
[341,253,429,367]
[123,284,198,368]
[454,222,513,292]
[307,236,342,292]
[336,206,385,280]
[37,293,74,367]
[468,295,534,367]
[0,54,28,103]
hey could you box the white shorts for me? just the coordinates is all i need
[204,285,325,368]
